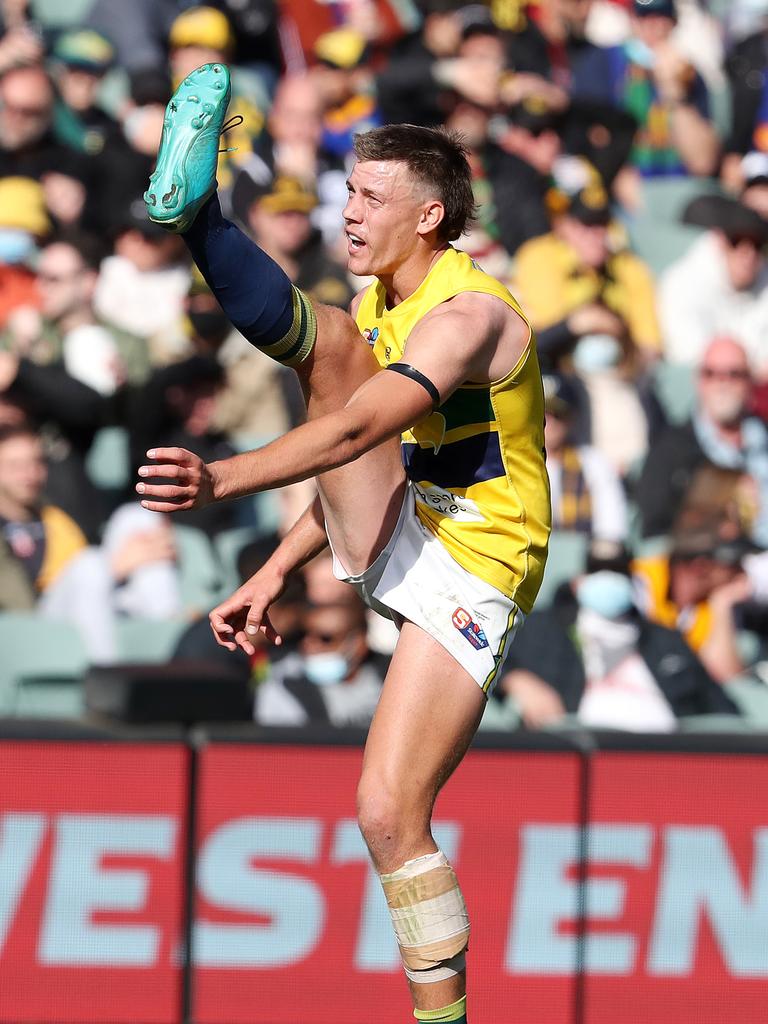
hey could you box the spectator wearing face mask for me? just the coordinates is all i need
[636,337,768,544]
[256,591,388,728]
[497,542,737,731]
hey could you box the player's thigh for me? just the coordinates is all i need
[303,302,406,574]
[359,620,486,862]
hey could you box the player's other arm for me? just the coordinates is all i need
[210,496,328,653]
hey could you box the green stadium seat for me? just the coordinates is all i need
[214,526,261,598]
[0,612,88,716]
[31,0,95,28]
[174,525,221,614]
[535,531,588,609]
[653,361,695,425]
[725,674,768,728]
[115,618,188,664]
[637,177,724,224]
[85,426,131,491]
[627,219,703,277]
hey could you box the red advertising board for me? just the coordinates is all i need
[0,741,189,1024]
[2,739,768,1024]
[583,753,768,1024]
[191,744,583,1024]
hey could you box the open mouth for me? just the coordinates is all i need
[346,232,365,253]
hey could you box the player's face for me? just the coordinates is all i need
[343,160,434,278]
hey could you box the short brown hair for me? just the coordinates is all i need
[353,124,476,242]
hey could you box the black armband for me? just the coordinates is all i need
[386,362,441,409]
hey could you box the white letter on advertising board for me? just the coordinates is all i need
[39,814,177,966]
[0,813,46,954]
[648,826,768,977]
[331,819,460,971]
[507,824,651,975]
[195,817,324,967]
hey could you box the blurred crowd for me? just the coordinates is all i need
[3,0,768,732]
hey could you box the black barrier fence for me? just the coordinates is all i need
[0,720,767,1024]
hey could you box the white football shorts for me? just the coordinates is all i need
[330,482,524,695]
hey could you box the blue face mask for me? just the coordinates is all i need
[625,36,656,70]
[303,651,349,687]
[576,571,635,619]
[572,334,622,374]
[0,229,35,265]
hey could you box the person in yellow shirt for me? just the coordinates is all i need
[633,531,759,684]
[139,79,551,1024]
[514,177,662,364]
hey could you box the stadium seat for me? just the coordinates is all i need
[115,618,188,664]
[725,674,768,728]
[85,426,131,491]
[626,219,703,277]
[637,177,723,224]
[653,361,695,425]
[535,531,588,609]
[174,525,221,614]
[31,0,95,28]
[0,613,88,716]
[214,526,260,598]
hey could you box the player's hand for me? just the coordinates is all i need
[136,447,216,513]
[209,565,287,655]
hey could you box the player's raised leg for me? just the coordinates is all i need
[358,620,485,1022]
[144,62,405,574]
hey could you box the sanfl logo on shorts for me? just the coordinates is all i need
[451,607,489,650]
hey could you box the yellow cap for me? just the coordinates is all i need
[0,177,51,236]
[314,28,367,69]
[258,176,318,215]
[169,6,234,52]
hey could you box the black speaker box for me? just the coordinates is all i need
[84,660,253,724]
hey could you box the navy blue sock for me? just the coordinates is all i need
[182,194,314,363]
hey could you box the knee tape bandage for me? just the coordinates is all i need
[258,286,317,367]
[380,851,469,983]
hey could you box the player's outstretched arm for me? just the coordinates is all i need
[210,495,328,655]
[135,369,435,512]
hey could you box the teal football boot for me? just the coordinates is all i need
[144,62,232,233]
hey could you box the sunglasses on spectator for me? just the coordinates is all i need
[699,367,750,381]
[2,100,49,119]
[37,271,82,284]
[723,234,763,250]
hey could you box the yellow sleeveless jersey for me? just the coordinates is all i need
[355,246,551,613]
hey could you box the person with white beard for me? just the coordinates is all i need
[636,337,768,543]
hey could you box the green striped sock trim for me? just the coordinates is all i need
[258,287,316,367]
[414,995,467,1022]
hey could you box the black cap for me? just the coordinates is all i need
[586,540,632,577]
[633,0,676,18]
[682,194,768,244]
[543,372,579,416]
[158,355,224,391]
[547,178,612,227]
[671,530,757,565]
[118,196,171,239]
[505,95,563,136]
